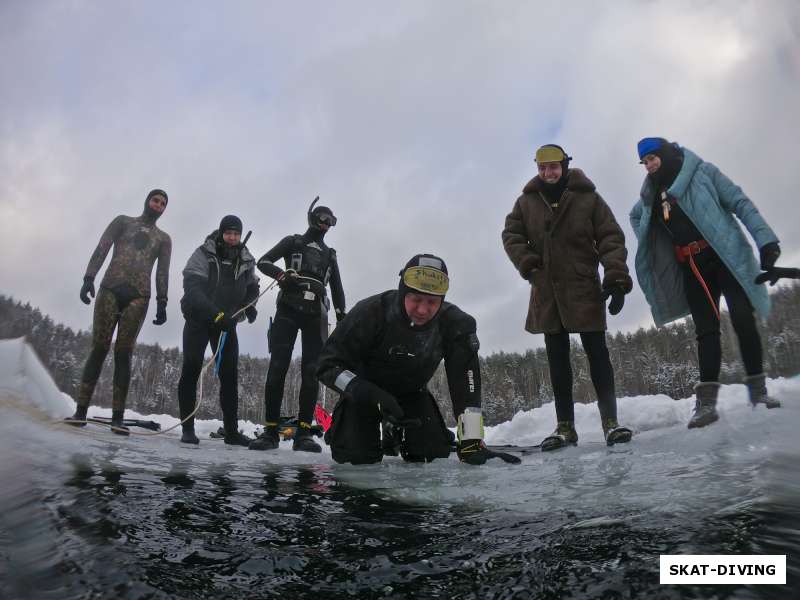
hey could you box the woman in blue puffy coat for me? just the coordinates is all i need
[630,138,781,428]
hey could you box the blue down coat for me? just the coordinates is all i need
[629,147,778,327]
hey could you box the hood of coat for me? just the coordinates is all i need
[201,231,255,264]
[638,147,703,205]
[522,168,596,196]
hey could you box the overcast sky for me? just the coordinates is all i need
[2,0,799,359]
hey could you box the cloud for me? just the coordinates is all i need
[1,0,798,359]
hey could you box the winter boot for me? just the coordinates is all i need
[688,382,720,429]
[224,429,253,447]
[110,410,130,436]
[249,424,280,451]
[602,418,632,446]
[292,422,322,453]
[65,404,88,427]
[541,421,578,452]
[180,427,199,445]
[744,374,781,409]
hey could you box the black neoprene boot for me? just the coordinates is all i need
[65,404,88,427]
[110,410,130,436]
[292,423,322,453]
[181,427,199,444]
[249,425,280,451]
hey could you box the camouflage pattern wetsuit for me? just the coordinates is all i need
[76,192,171,411]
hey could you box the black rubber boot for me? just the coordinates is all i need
[688,382,720,429]
[602,417,633,446]
[110,410,130,436]
[744,374,781,409]
[541,421,578,452]
[181,427,199,445]
[292,424,322,453]
[224,430,253,447]
[65,405,88,427]
[249,425,280,451]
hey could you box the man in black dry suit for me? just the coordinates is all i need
[316,253,520,466]
[177,215,259,446]
[249,199,345,453]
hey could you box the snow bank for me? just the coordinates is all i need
[0,337,72,416]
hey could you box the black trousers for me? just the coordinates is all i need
[325,389,453,465]
[264,303,327,425]
[683,251,762,381]
[544,330,617,423]
[177,319,240,433]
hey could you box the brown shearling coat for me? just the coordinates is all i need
[502,168,632,334]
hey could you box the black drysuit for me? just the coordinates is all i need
[257,228,345,425]
[316,290,481,464]
[177,233,259,433]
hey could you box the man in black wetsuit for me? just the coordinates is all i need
[67,189,171,435]
[249,199,345,453]
[177,215,259,446]
[316,254,520,465]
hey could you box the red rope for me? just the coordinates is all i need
[688,252,720,321]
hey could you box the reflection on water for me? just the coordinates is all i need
[0,448,796,600]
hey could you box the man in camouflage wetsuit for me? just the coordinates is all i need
[66,189,172,434]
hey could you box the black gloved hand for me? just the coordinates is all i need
[79,277,95,305]
[759,242,781,270]
[277,270,299,290]
[457,440,522,465]
[601,283,626,315]
[214,312,237,332]
[755,266,800,286]
[335,309,346,322]
[346,378,405,425]
[245,305,258,324]
[152,300,167,325]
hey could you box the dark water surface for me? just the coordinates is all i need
[1,408,798,599]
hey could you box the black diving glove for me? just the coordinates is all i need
[457,440,521,465]
[152,300,167,325]
[456,408,521,465]
[245,305,258,324]
[80,277,95,305]
[277,270,300,290]
[346,378,407,426]
[213,311,237,332]
[335,309,346,322]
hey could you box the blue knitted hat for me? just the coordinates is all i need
[637,137,668,160]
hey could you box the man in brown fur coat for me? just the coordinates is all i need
[502,144,633,451]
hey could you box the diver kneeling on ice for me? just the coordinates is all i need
[316,254,520,465]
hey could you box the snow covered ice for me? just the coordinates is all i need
[2,335,798,510]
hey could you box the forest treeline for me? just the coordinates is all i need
[2,284,799,426]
